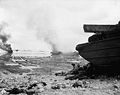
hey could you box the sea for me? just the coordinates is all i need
[12,50,51,57]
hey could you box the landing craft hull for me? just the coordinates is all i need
[76,37,120,68]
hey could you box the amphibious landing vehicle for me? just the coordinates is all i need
[76,21,120,72]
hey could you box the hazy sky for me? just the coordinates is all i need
[0,0,120,52]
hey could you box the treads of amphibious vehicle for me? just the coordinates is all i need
[86,56,120,67]
[83,25,116,33]
[76,37,120,66]
[79,37,120,52]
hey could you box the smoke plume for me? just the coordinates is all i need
[0,0,120,52]
[0,22,10,43]
[26,5,83,53]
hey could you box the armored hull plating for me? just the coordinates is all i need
[76,37,120,67]
[76,21,120,69]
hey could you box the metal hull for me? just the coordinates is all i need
[76,37,120,67]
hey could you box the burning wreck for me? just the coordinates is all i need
[0,43,13,54]
[0,42,12,62]
[0,23,13,60]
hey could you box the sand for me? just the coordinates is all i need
[0,53,120,95]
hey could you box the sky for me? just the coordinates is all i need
[0,0,120,53]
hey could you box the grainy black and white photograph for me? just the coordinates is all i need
[0,0,120,95]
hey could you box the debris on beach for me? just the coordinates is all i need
[0,53,120,95]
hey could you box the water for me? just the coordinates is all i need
[12,50,51,57]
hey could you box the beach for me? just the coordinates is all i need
[0,52,119,95]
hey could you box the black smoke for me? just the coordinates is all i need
[0,22,10,43]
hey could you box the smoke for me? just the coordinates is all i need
[26,5,83,53]
[0,22,10,43]
[0,0,120,52]
[25,0,120,53]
